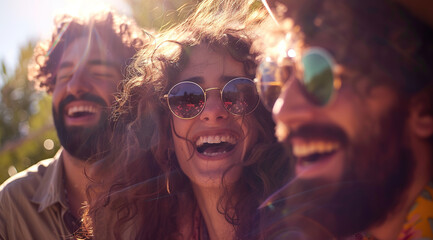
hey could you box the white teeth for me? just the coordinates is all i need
[292,141,340,158]
[67,105,97,116]
[202,151,227,157]
[196,135,237,147]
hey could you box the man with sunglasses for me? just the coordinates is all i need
[0,11,143,239]
[256,0,433,239]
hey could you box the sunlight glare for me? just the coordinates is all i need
[53,0,130,19]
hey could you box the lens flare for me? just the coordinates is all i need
[46,21,71,57]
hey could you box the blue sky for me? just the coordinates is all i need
[0,0,131,74]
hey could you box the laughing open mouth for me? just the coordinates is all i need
[292,141,340,164]
[196,135,237,157]
[67,105,97,118]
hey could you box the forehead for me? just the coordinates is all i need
[178,45,246,81]
[59,36,119,67]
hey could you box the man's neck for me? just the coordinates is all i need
[62,150,91,219]
[368,137,432,240]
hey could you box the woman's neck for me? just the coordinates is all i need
[192,184,235,240]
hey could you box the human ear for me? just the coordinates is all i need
[408,91,433,139]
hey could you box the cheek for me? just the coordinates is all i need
[100,83,118,104]
[173,140,189,165]
[171,118,193,160]
[343,86,398,140]
[240,117,259,154]
[365,86,398,119]
[52,88,62,110]
[327,88,366,140]
[171,117,190,138]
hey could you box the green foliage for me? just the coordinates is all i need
[0,42,59,184]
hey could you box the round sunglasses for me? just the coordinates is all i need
[255,47,342,111]
[164,77,260,119]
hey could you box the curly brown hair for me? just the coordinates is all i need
[83,1,289,239]
[255,0,433,238]
[259,0,433,97]
[28,10,145,93]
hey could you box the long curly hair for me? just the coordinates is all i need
[83,1,289,239]
[28,10,145,93]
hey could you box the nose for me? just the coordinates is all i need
[199,89,229,122]
[66,68,93,96]
[272,80,315,129]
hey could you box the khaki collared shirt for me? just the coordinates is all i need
[0,150,75,240]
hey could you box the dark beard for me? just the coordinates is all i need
[260,105,414,239]
[53,94,111,161]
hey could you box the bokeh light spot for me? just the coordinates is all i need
[288,49,296,58]
[8,166,17,177]
[44,139,55,150]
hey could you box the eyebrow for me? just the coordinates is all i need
[58,62,74,70]
[181,76,204,84]
[221,76,242,83]
[180,75,243,85]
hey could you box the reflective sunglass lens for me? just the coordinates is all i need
[168,82,205,119]
[223,78,259,115]
[302,49,334,106]
[257,60,282,111]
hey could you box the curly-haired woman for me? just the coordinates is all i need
[83,1,289,239]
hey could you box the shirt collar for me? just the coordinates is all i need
[31,149,68,212]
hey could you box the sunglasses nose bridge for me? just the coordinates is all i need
[199,87,229,121]
[203,87,223,100]
[203,87,221,93]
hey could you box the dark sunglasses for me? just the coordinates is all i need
[255,47,341,111]
[164,77,260,119]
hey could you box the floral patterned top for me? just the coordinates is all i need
[349,182,433,240]
[398,182,433,240]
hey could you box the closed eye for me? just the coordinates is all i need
[57,73,73,83]
[92,72,115,80]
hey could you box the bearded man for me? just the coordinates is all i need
[0,10,143,240]
[255,0,433,239]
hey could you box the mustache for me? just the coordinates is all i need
[289,123,348,144]
[58,93,108,114]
